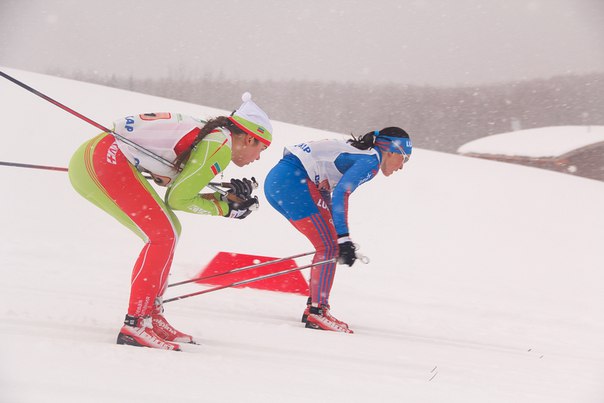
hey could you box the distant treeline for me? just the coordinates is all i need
[53,70,604,153]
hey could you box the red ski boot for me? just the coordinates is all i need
[305,305,354,334]
[152,298,197,344]
[117,315,181,351]
[301,297,312,323]
[151,313,198,344]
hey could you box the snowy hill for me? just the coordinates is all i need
[458,125,604,158]
[1,68,603,403]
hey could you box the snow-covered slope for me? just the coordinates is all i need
[458,125,604,157]
[1,68,603,403]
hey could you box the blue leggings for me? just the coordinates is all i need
[264,155,338,306]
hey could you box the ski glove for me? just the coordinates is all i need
[226,196,259,219]
[228,177,256,201]
[337,236,357,267]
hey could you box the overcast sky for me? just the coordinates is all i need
[1,0,603,86]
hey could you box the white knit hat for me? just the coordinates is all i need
[228,92,273,146]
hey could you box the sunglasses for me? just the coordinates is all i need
[390,140,410,163]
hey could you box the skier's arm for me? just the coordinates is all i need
[331,154,380,236]
[165,134,231,216]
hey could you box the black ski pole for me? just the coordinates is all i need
[163,258,336,303]
[167,250,316,288]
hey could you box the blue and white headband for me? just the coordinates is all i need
[374,131,413,160]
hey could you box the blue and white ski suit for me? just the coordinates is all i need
[264,139,381,306]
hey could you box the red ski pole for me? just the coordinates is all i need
[0,70,175,169]
[0,161,68,172]
[0,71,244,202]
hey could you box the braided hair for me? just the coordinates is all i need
[173,116,246,169]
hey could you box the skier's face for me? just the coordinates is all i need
[231,134,268,167]
[381,151,405,176]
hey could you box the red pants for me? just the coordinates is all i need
[264,158,339,306]
[290,209,338,306]
[69,134,181,317]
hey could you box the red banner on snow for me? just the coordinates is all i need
[196,252,309,296]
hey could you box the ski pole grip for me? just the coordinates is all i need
[207,183,246,203]
[356,253,370,264]
[214,177,259,190]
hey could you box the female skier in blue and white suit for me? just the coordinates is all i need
[264,127,412,333]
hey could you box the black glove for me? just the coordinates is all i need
[228,177,255,200]
[226,196,259,219]
[337,237,357,267]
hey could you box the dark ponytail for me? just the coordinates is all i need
[348,127,410,151]
[347,131,376,150]
[173,116,245,169]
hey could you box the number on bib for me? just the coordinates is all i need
[139,113,172,121]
